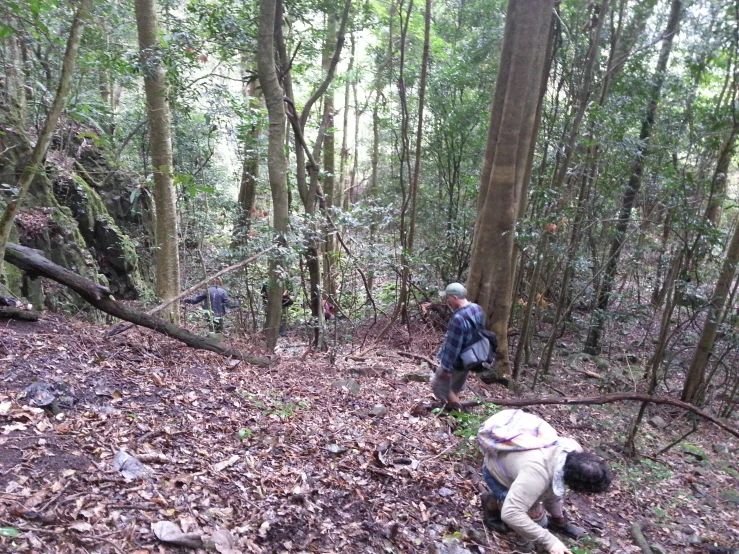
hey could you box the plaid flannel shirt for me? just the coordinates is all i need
[437,303,486,372]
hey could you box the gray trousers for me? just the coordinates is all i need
[431,366,470,401]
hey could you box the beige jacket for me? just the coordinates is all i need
[483,439,581,551]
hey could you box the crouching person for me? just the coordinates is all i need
[478,409,612,554]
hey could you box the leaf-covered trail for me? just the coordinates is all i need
[1,315,738,553]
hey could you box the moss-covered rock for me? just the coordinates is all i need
[1,125,154,312]
[53,172,144,299]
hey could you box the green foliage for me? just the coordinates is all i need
[234,390,309,420]
[611,458,673,489]
[442,403,501,458]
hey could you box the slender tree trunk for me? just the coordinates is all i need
[584,0,682,354]
[258,0,289,350]
[466,0,555,380]
[682,216,739,404]
[134,0,182,323]
[704,124,738,226]
[0,0,92,282]
[398,0,431,321]
[322,14,338,301]
[1,22,27,129]
[367,1,395,292]
[235,78,261,241]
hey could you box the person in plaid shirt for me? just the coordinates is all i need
[432,282,485,405]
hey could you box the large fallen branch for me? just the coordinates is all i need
[107,245,275,336]
[4,243,271,366]
[0,306,40,321]
[420,393,739,440]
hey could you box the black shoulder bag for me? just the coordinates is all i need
[459,311,497,372]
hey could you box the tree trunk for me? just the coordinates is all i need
[258,0,289,351]
[0,0,92,282]
[235,77,261,241]
[466,0,555,379]
[704,125,738,226]
[397,0,431,322]
[322,13,338,301]
[682,215,739,404]
[0,21,27,129]
[584,0,682,354]
[134,0,182,323]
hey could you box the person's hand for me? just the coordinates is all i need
[549,541,572,554]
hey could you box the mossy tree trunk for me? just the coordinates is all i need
[134,0,182,323]
[0,0,92,284]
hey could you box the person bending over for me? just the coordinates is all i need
[478,409,612,554]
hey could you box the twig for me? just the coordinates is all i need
[654,419,698,456]
[37,481,71,513]
[396,350,438,367]
[477,393,739,440]
[0,517,59,535]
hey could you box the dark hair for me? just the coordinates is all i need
[563,451,613,493]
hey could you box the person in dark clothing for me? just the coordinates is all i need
[184,277,234,332]
[280,289,294,336]
[261,283,295,336]
[432,282,485,405]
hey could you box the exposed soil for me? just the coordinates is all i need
[0,313,738,553]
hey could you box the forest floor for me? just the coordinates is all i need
[1,311,738,554]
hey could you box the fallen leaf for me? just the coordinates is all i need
[69,522,92,532]
[213,455,240,472]
[152,521,203,549]
[0,527,20,537]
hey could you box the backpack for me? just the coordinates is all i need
[459,311,497,372]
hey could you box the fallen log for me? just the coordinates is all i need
[0,306,40,321]
[417,392,739,440]
[4,243,272,366]
[107,245,275,336]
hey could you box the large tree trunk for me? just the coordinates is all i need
[258,0,289,351]
[134,0,182,323]
[466,0,555,380]
[0,0,92,282]
[4,243,271,365]
[584,0,682,355]
[682,215,739,404]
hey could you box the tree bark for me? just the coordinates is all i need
[0,0,92,281]
[584,0,682,354]
[4,243,271,365]
[466,0,555,379]
[682,214,739,404]
[257,0,289,351]
[134,0,182,323]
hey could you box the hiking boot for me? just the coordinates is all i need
[548,516,586,539]
[481,492,509,533]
